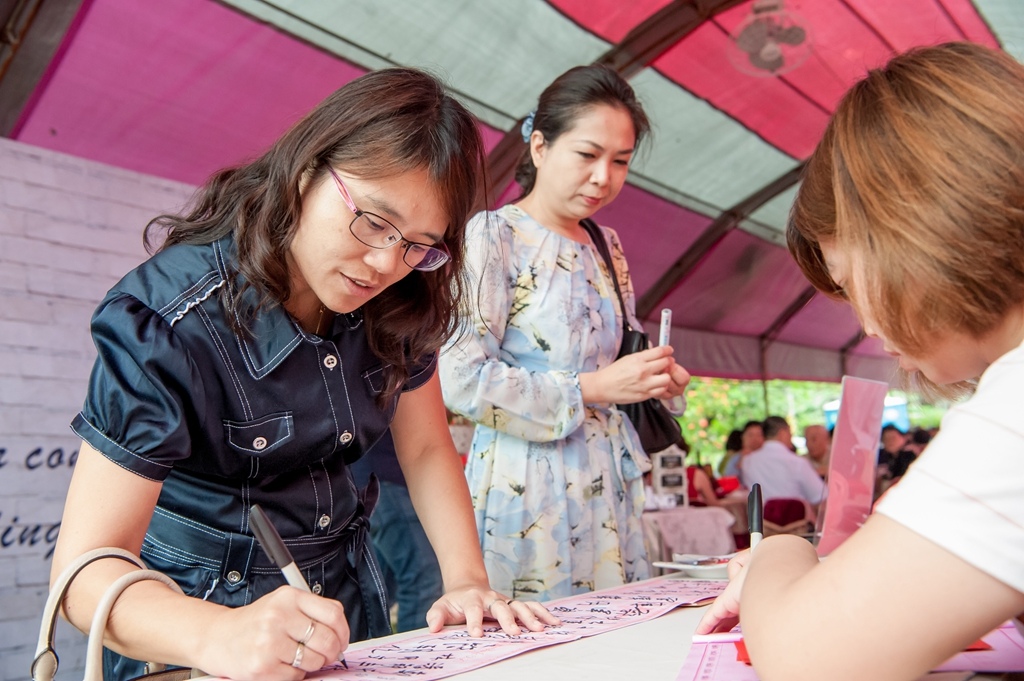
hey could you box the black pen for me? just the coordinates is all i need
[250,504,348,669]
[747,483,763,551]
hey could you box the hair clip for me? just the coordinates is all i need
[520,110,536,143]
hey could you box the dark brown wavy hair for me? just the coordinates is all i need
[788,42,1024,398]
[514,64,650,198]
[145,68,486,405]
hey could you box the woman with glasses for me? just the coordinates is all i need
[52,68,556,681]
[440,65,690,601]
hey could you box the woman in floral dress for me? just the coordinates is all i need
[440,65,690,601]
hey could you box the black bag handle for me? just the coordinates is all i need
[580,219,635,335]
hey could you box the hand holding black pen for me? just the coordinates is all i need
[250,504,349,670]
[747,483,763,551]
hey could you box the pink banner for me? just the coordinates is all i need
[816,376,888,556]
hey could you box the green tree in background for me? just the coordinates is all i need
[679,378,955,471]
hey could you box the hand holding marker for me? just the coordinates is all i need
[747,483,763,551]
[250,504,348,669]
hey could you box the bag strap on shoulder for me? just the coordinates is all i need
[580,219,631,333]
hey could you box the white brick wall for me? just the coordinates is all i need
[0,138,194,680]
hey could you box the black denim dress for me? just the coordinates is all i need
[71,235,432,678]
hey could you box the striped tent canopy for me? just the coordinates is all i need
[2,0,1020,383]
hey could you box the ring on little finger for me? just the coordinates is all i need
[291,642,304,669]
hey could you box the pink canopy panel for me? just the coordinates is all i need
[14,0,508,186]
[662,228,813,337]
[777,294,863,350]
[17,0,364,185]
[556,0,1001,158]
[6,0,1016,382]
[592,183,712,297]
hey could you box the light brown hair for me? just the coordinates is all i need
[788,42,1024,395]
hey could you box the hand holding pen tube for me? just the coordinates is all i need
[250,504,350,671]
[578,312,689,406]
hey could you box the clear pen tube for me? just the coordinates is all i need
[660,308,687,414]
[659,308,672,348]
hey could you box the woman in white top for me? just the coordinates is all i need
[697,42,1024,681]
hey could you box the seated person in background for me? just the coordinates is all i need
[687,464,722,507]
[906,427,932,458]
[717,429,743,477]
[803,423,832,478]
[878,424,917,481]
[665,436,723,507]
[740,416,827,507]
[720,420,765,478]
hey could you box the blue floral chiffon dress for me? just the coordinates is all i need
[440,205,652,601]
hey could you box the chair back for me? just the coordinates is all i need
[762,498,814,537]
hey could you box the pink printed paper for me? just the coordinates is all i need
[677,621,1024,680]
[816,376,888,556]
[934,621,1024,672]
[210,578,725,681]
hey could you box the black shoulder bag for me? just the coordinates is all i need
[581,219,682,454]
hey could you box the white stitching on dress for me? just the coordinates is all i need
[224,414,294,454]
[317,345,342,458]
[240,483,249,534]
[308,464,322,530]
[334,352,356,440]
[401,354,438,391]
[364,543,389,616]
[154,507,222,537]
[321,459,334,525]
[237,329,302,380]
[196,305,252,420]
[144,534,220,568]
[167,278,226,327]
[159,271,221,317]
[71,418,172,469]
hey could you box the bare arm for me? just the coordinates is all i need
[689,467,721,506]
[391,371,559,635]
[720,515,1024,681]
[52,443,349,680]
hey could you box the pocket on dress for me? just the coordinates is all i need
[224,412,294,457]
[361,365,385,396]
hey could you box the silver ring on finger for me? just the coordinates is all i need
[298,619,316,646]
[291,642,305,669]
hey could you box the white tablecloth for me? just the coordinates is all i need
[642,506,738,561]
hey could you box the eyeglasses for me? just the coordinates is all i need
[326,167,451,272]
